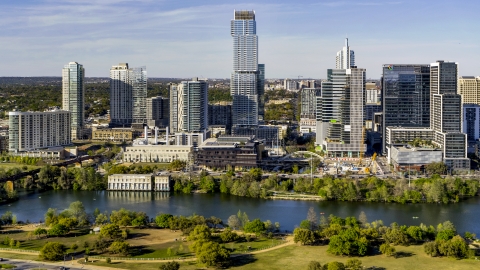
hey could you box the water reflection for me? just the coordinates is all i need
[106,191,170,202]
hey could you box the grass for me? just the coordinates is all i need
[0,264,16,269]
[0,252,39,261]
[229,244,480,270]
[0,163,41,171]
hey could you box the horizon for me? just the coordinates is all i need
[1,0,480,78]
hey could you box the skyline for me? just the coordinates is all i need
[1,0,480,78]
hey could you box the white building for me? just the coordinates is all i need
[123,144,192,163]
[336,38,355,69]
[170,78,208,133]
[108,174,171,191]
[8,110,71,153]
[62,62,84,140]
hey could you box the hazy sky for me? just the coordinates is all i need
[1,0,480,78]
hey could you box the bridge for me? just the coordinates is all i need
[0,155,102,184]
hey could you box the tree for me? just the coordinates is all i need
[307,261,322,270]
[293,228,315,245]
[169,160,186,171]
[426,162,447,175]
[228,215,241,230]
[358,211,368,227]
[40,242,66,261]
[326,261,345,270]
[327,228,368,256]
[159,261,180,270]
[194,241,230,267]
[68,201,88,225]
[99,224,121,239]
[384,227,409,246]
[95,213,109,225]
[243,219,266,235]
[424,241,439,257]
[220,228,239,243]
[306,207,318,230]
[47,224,69,237]
[406,226,425,243]
[379,243,396,257]
[345,259,363,270]
[33,228,48,239]
[109,241,130,255]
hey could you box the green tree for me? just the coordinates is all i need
[220,227,239,243]
[95,213,109,225]
[345,259,362,270]
[159,261,180,270]
[243,219,266,235]
[47,224,69,237]
[33,228,48,239]
[327,228,368,256]
[99,224,121,239]
[227,215,241,230]
[307,261,322,270]
[379,243,396,257]
[293,228,315,245]
[425,162,447,175]
[326,261,345,270]
[109,241,130,255]
[39,242,66,261]
[194,240,230,267]
[169,160,186,171]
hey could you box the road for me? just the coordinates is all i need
[0,258,84,270]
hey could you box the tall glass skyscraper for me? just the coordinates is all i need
[109,63,147,127]
[336,38,355,69]
[231,10,258,126]
[62,62,84,140]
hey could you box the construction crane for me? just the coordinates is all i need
[365,152,377,174]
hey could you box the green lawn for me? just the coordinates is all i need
[0,163,41,171]
[128,163,170,170]
[229,244,480,270]
[0,252,39,261]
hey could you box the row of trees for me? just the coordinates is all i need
[173,169,479,204]
[293,208,474,259]
[21,165,106,191]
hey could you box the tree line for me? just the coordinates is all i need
[294,208,476,260]
[172,170,480,204]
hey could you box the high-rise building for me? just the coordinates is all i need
[146,96,169,128]
[208,104,232,132]
[300,88,320,119]
[231,10,259,126]
[283,79,298,91]
[458,76,480,105]
[8,110,71,153]
[336,38,355,69]
[430,61,468,168]
[62,62,84,140]
[316,68,366,157]
[257,64,265,120]
[170,78,208,133]
[110,63,147,127]
[382,64,431,153]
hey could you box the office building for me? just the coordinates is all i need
[170,78,208,133]
[458,76,480,105]
[196,136,264,170]
[336,38,355,69]
[231,10,259,126]
[62,62,84,140]
[300,88,320,119]
[284,79,298,91]
[8,110,71,153]
[110,63,147,127]
[382,64,431,152]
[208,104,232,132]
[430,61,468,169]
[316,68,366,157]
[232,125,280,148]
[146,96,169,128]
[257,64,266,120]
[463,104,480,144]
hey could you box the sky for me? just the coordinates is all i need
[1,0,480,79]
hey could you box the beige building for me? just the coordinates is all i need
[92,128,133,141]
[458,76,480,105]
[108,174,171,191]
[123,144,192,163]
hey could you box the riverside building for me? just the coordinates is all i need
[62,62,84,140]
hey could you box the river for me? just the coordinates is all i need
[1,190,479,235]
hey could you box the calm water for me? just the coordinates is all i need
[1,190,479,235]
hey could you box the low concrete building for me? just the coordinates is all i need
[108,174,153,191]
[154,175,171,191]
[390,145,443,171]
[196,136,264,170]
[123,144,192,163]
[108,174,171,191]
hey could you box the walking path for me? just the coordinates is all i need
[0,236,295,269]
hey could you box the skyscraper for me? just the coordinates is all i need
[62,62,84,140]
[458,76,480,105]
[110,63,147,127]
[231,10,258,126]
[257,63,265,120]
[336,38,355,69]
[146,96,169,128]
[170,78,208,133]
[382,64,431,153]
[316,68,366,157]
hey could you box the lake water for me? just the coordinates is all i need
[1,190,479,235]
